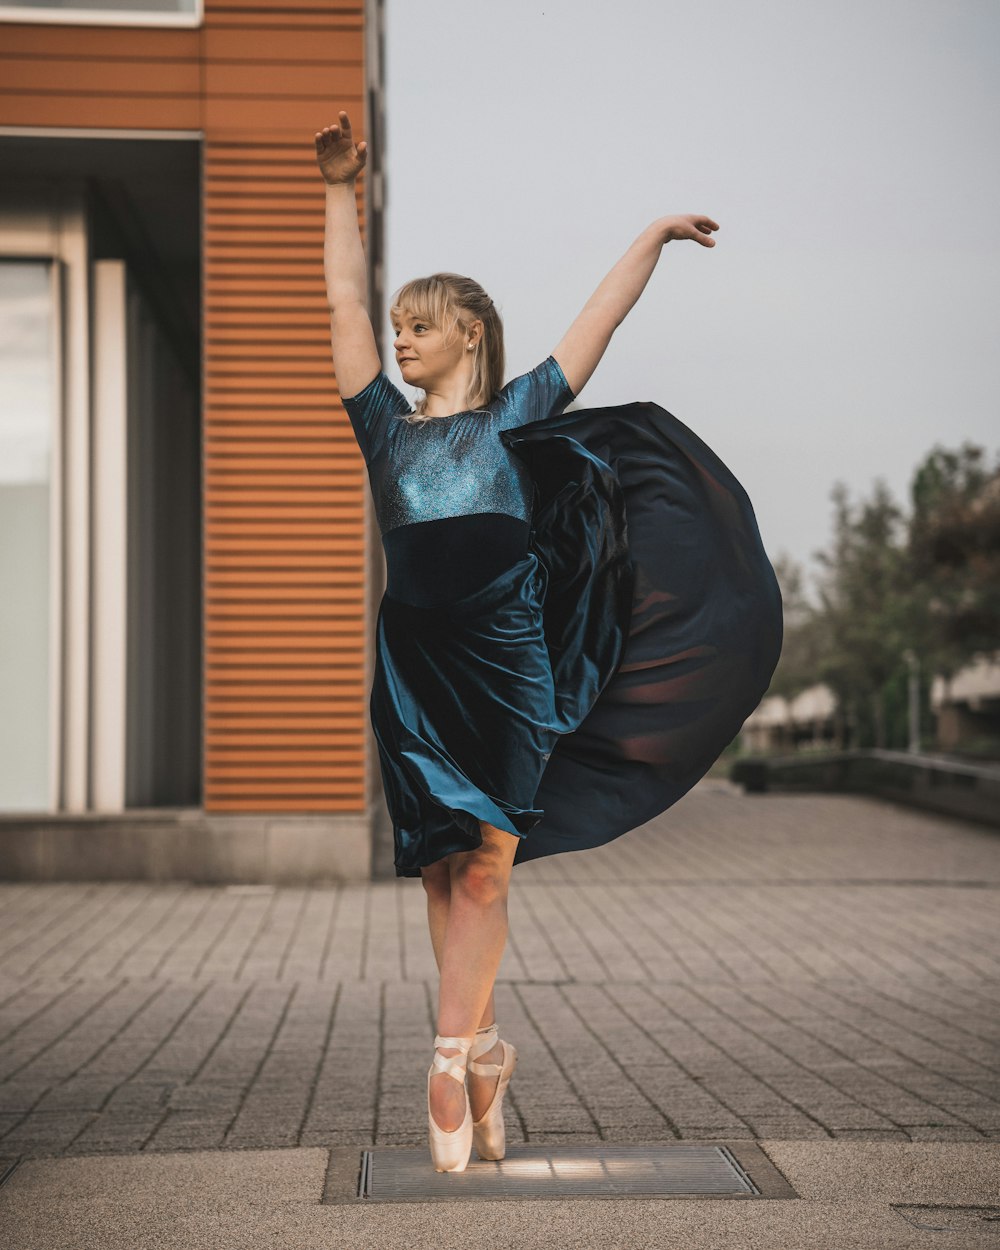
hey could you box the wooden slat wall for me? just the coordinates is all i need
[201,2,370,813]
[0,0,377,814]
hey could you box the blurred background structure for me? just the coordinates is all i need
[0,0,388,881]
[742,454,1000,760]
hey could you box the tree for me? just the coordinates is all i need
[763,441,999,756]
[908,442,1000,688]
[812,479,911,749]
[767,552,825,700]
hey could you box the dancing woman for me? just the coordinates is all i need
[316,110,782,1173]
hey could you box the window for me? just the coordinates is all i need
[0,259,57,810]
[0,0,199,26]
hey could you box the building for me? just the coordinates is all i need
[0,0,388,882]
[739,683,840,755]
[931,653,1000,754]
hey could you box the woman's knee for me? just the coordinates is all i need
[450,825,517,904]
[420,858,452,896]
[451,861,508,906]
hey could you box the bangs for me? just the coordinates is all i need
[389,277,462,339]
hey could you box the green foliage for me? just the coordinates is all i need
[908,442,1000,678]
[769,440,1000,750]
[767,553,825,700]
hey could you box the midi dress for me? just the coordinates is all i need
[342,355,783,878]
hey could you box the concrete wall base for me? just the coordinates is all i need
[0,808,379,884]
[370,797,398,881]
[730,749,1000,830]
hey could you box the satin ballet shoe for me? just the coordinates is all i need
[427,1033,475,1172]
[468,1021,518,1161]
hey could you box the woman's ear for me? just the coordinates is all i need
[466,317,485,348]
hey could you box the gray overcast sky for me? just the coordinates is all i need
[381,0,999,595]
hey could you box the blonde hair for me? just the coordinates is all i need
[389,273,505,422]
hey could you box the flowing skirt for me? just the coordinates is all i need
[371,400,784,878]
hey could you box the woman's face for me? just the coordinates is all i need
[391,308,467,389]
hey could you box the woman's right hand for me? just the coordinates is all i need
[315,110,368,185]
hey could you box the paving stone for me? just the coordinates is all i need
[0,785,997,1160]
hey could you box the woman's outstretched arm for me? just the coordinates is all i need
[552,215,719,397]
[316,110,382,399]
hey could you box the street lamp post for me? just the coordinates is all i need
[903,649,920,754]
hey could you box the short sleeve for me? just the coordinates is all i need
[499,354,576,429]
[341,371,411,463]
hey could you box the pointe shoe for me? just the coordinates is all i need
[427,1033,475,1173]
[468,1021,518,1161]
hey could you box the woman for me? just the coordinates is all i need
[316,111,782,1174]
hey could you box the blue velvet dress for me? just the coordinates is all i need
[342,356,782,878]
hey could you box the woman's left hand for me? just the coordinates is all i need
[657,215,720,246]
[553,212,720,395]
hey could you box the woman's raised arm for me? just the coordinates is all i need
[552,214,719,397]
[316,110,382,400]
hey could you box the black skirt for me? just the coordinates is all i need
[371,400,783,878]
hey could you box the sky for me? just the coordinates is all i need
[381,0,1000,599]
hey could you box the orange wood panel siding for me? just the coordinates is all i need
[0,0,377,814]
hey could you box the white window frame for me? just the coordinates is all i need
[1,193,136,812]
[0,0,201,27]
[1,127,202,815]
[0,193,81,811]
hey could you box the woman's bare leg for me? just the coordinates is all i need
[421,820,518,1130]
[421,855,504,1122]
[421,860,498,1031]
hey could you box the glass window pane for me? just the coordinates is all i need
[0,260,55,811]
[1,0,196,13]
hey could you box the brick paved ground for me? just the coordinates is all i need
[0,781,998,1163]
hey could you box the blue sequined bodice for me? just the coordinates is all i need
[341,356,576,606]
[342,355,574,533]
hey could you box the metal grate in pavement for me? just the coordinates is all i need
[355,1143,765,1203]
